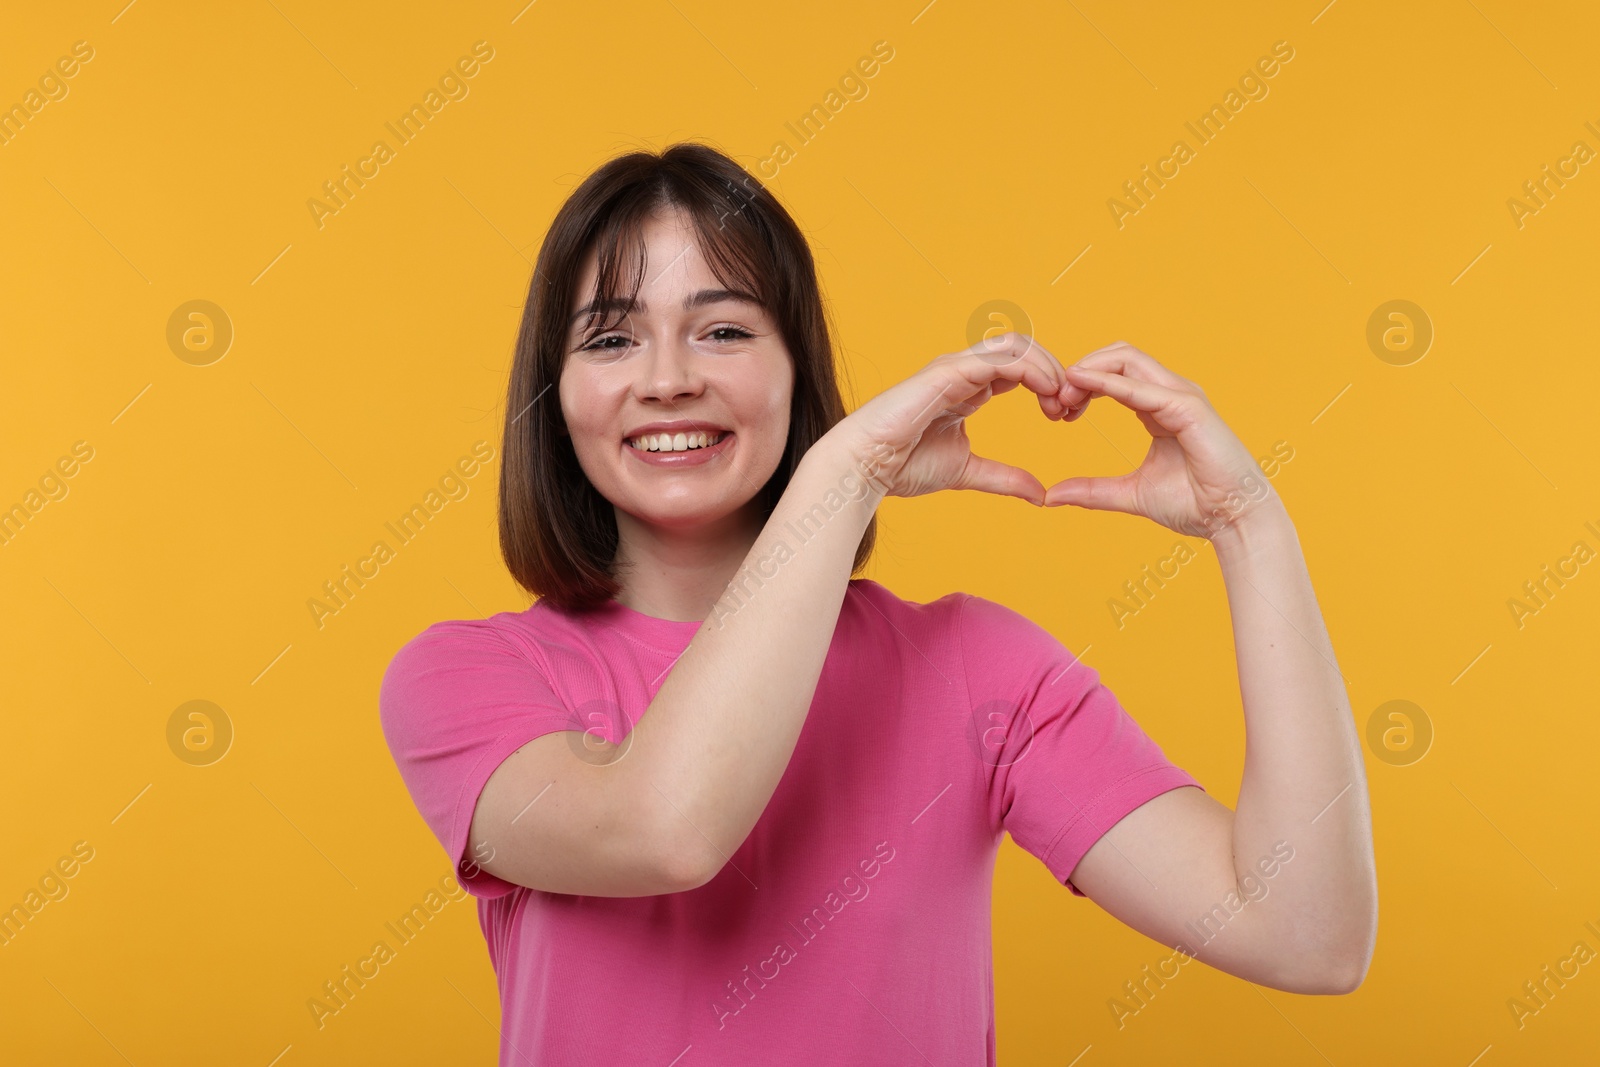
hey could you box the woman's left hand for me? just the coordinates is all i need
[1043,341,1282,541]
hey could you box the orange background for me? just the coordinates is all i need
[3,1,1597,1063]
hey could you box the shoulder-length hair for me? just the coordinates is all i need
[498,141,876,612]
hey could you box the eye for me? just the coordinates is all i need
[580,333,629,352]
[578,325,753,352]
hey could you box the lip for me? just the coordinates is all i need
[625,430,734,468]
[623,419,730,439]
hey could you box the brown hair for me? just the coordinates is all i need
[498,141,876,612]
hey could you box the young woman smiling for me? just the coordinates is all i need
[379,142,1377,1065]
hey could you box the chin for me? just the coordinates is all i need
[619,493,763,533]
[620,498,724,526]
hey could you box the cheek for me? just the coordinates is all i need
[747,358,793,427]
[767,376,792,414]
[559,373,613,444]
[762,375,794,446]
[722,382,789,463]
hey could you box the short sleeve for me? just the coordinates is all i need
[957,594,1204,897]
[378,619,577,900]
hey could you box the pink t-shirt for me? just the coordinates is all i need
[379,577,1203,1065]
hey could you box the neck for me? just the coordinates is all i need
[611,504,765,622]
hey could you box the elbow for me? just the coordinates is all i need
[652,822,723,893]
[629,780,721,894]
[658,842,712,893]
[660,842,721,893]
[1264,949,1370,996]
[1312,953,1370,995]
[1324,898,1379,994]
[1294,890,1378,995]
[1298,928,1377,995]
[1264,914,1376,994]
[639,781,737,892]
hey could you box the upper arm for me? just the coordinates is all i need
[1066,786,1338,994]
[954,594,1351,994]
[467,731,700,897]
[379,619,694,901]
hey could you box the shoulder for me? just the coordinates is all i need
[954,590,1051,640]
[948,591,1099,693]
[840,580,1054,678]
[378,609,559,732]
[382,613,526,679]
[843,577,968,627]
[841,579,1056,647]
[382,599,583,671]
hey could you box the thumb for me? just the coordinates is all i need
[957,453,1047,505]
[1043,472,1140,513]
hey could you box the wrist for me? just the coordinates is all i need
[803,431,891,509]
[1209,495,1295,565]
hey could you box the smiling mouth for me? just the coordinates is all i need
[627,430,728,453]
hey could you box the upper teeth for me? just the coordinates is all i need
[630,431,724,452]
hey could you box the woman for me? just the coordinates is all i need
[379,142,1377,1065]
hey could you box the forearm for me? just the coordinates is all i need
[628,436,882,876]
[1212,499,1377,980]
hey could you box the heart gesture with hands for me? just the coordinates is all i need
[825,332,1072,507]
[1043,340,1283,542]
[827,334,1281,543]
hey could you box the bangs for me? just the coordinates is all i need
[573,186,774,342]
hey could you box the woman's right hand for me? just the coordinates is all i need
[822,332,1071,505]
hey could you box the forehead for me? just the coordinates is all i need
[568,206,768,332]
[571,208,712,304]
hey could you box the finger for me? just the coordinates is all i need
[1015,334,1072,411]
[1060,341,1195,411]
[953,376,1042,418]
[897,353,1046,437]
[1042,472,1140,512]
[985,375,1069,421]
[956,452,1048,506]
[1080,345,1192,393]
[961,332,1065,392]
[962,329,1056,366]
[1009,332,1070,389]
[992,334,1075,417]
[950,342,1064,415]
[1061,364,1204,438]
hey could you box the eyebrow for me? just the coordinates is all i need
[569,287,762,328]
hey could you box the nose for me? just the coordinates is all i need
[638,333,703,404]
